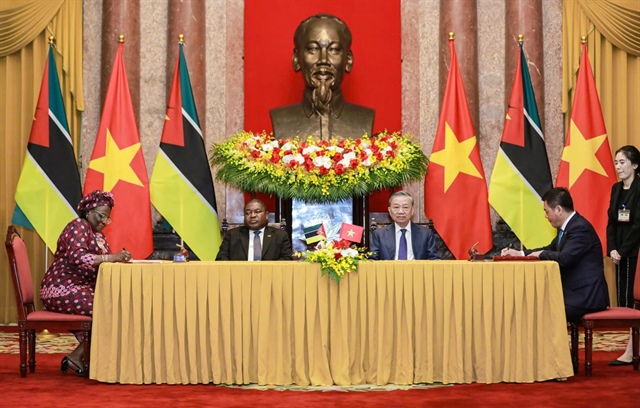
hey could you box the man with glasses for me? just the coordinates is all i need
[216,199,293,261]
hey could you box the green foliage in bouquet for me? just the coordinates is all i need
[294,239,370,284]
[209,131,428,203]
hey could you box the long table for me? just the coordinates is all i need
[89,260,574,385]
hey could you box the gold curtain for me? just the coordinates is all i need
[0,0,83,323]
[563,0,640,145]
[563,0,640,305]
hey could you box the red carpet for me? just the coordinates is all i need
[1,350,638,407]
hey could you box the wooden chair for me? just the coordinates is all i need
[5,225,92,378]
[570,256,640,376]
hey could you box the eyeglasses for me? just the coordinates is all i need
[93,210,112,224]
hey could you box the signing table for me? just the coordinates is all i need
[89,261,574,385]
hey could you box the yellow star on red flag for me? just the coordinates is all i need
[429,122,482,192]
[561,120,608,188]
[88,128,144,191]
[424,37,493,260]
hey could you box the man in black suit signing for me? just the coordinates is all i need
[216,199,293,261]
[370,191,440,260]
[501,187,609,322]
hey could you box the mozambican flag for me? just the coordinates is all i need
[13,43,82,249]
[488,40,555,249]
[150,40,222,260]
[304,223,327,244]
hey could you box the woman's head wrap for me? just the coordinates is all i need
[77,190,115,216]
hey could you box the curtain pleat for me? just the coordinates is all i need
[0,0,64,57]
[576,0,640,56]
[562,1,640,216]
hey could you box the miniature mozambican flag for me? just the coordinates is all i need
[13,43,82,249]
[339,223,364,243]
[304,223,327,244]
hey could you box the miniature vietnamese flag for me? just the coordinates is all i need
[339,223,364,243]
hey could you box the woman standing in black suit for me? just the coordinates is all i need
[606,145,640,366]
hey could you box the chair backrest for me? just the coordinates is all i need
[4,226,35,321]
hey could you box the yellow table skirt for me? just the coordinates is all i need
[89,260,574,385]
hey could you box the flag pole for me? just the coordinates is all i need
[37,35,61,340]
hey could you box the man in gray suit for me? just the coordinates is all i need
[370,191,440,260]
[216,199,293,261]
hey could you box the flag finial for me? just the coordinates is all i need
[581,35,587,44]
[449,32,454,41]
[518,34,524,44]
[119,34,125,43]
[179,34,185,44]
[48,36,55,45]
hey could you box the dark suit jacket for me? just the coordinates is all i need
[369,223,440,260]
[606,176,640,258]
[215,226,293,261]
[526,212,609,311]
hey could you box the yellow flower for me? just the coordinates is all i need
[294,240,371,284]
[209,130,428,203]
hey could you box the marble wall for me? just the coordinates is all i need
[82,0,564,226]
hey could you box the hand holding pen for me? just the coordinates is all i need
[117,247,132,262]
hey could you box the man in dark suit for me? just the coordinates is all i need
[216,199,293,261]
[270,14,374,140]
[370,191,440,260]
[501,187,609,322]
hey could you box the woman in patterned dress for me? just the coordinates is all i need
[40,190,131,375]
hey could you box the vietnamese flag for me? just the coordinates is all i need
[83,38,153,259]
[424,35,492,260]
[339,223,364,243]
[556,41,616,253]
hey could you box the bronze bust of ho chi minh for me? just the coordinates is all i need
[270,13,375,141]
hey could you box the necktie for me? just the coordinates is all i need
[398,229,408,260]
[253,231,262,261]
[557,229,563,245]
